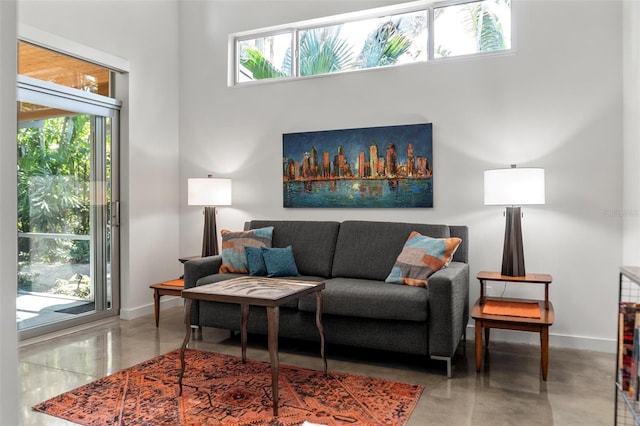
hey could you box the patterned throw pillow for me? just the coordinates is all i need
[385,231,462,287]
[219,227,274,274]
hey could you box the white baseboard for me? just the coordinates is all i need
[119,296,182,320]
[466,325,616,354]
[119,308,615,353]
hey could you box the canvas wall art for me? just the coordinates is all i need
[283,123,433,208]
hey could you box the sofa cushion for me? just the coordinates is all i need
[385,231,462,287]
[298,277,428,322]
[331,221,451,281]
[449,225,469,263]
[249,220,340,278]
[219,227,273,274]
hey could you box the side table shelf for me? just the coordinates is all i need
[616,266,640,425]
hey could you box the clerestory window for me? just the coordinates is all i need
[230,0,511,86]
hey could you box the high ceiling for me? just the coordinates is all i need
[18,41,111,97]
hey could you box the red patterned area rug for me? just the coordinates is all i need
[33,348,424,426]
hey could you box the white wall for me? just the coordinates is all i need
[624,0,640,265]
[18,0,183,318]
[179,0,624,352]
[1,1,20,424]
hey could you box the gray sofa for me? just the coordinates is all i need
[183,220,469,377]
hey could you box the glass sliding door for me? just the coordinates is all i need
[17,76,120,339]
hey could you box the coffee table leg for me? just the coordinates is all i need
[266,306,279,416]
[241,304,249,363]
[179,299,192,396]
[315,291,327,374]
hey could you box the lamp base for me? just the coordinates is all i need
[202,206,218,257]
[501,206,525,277]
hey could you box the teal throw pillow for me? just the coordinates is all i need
[245,246,268,276]
[261,246,300,277]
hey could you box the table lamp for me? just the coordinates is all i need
[484,165,545,277]
[188,175,232,257]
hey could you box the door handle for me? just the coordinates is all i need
[112,201,120,227]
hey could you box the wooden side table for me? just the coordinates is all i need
[149,256,199,326]
[472,271,554,380]
[149,279,184,327]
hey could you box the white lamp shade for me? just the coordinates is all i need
[484,167,545,206]
[188,177,232,206]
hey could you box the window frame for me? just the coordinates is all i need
[229,0,513,87]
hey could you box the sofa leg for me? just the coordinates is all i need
[430,355,452,378]
[462,330,467,356]
[190,325,202,340]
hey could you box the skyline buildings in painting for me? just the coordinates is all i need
[283,123,432,181]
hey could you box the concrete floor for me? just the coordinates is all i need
[19,306,615,425]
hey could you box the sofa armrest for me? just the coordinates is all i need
[183,256,222,327]
[184,256,222,289]
[427,261,470,358]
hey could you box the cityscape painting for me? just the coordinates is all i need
[283,123,433,208]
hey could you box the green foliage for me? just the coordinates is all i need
[70,240,90,263]
[241,47,288,80]
[299,28,354,76]
[17,260,38,292]
[17,114,92,264]
[463,1,506,53]
[240,20,414,81]
[355,20,412,69]
[478,9,505,52]
[53,273,91,298]
[23,176,85,233]
[239,1,509,76]
[436,46,452,58]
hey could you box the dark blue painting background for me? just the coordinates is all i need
[283,123,432,168]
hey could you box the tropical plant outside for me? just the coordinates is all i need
[353,20,413,69]
[470,2,506,52]
[240,17,423,82]
[299,27,355,76]
[17,111,95,296]
[237,0,510,83]
[240,47,288,80]
[434,0,509,57]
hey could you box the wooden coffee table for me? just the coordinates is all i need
[178,277,327,416]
